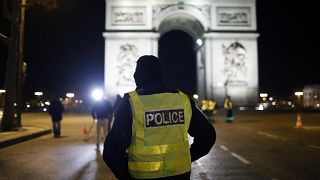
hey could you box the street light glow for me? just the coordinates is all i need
[259,93,268,98]
[0,89,5,93]
[196,39,202,46]
[66,93,75,98]
[295,92,303,96]
[34,92,43,96]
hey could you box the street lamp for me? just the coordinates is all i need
[295,92,303,100]
[34,92,43,110]
[259,93,268,102]
[66,92,75,103]
[66,93,75,98]
[0,90,5,107]
[259,93,268,98]
[34,91,43,97]
[294,91,303,129]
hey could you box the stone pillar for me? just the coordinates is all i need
[204,32,259,106]
[196,44,206,102]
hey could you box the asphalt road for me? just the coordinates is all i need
[0,111,319,180]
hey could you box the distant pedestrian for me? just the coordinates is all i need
[48,96,64,138]
[91,98,113,151]
[224,96,234,122]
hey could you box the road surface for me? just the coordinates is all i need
[0,111,320,180]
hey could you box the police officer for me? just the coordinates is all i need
[201,99,216,123]
[103,55,216,179]
[224,96,234,123]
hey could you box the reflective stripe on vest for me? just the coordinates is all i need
[128,91,192,179]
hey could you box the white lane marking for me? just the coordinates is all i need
[308,145,320,150]
[219,145,229,151]
[219,144,250,165]
[303,126,320,132]
[258,131,287,141]
[230,152,250,164]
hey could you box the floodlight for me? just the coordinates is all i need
[92,89,104,101]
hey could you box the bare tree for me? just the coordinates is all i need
[0,0,58,131]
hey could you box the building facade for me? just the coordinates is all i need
[303,85,320,108]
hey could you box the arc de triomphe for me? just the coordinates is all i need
[103,0,259,106]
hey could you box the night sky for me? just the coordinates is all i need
[1,0,319,99]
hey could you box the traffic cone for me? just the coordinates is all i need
[83,126,88,135]
[294,113,303,129]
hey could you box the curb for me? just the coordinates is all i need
[0,129,52,149]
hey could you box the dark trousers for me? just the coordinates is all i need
[52,120,61,137]
[226,109,234,122]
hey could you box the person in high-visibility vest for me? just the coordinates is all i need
[103,55,216,179]
[201,99,216,122]
[224,96,234,122]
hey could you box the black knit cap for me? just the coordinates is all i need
[134,55,163,87]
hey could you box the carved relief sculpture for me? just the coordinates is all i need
[116,44,139,86]
[217,7,251,26]
[112,6,146,25]
[222,41,248,87]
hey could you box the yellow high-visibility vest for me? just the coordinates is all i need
[201,100,216,111]
[128,91,192,179]
[201,100,209,111]
[224,99,233,110]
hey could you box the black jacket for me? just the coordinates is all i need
[103,82,216,179]
[48,100,64,121]
[91,99,113,119]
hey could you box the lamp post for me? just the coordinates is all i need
[34,91,43,105]
[0,90,5,107]
[66,92,75,106]
[34,91,43,97]
[294,91,303,129]
[66,93,75,100]
[259,93,268,102]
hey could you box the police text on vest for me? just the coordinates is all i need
[145,109,185,128]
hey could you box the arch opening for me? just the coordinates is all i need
[157,14,205,97]
[159,30,197,96]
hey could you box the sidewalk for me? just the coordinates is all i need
[0,125,51,149]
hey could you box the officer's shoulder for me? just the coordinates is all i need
[123,93,130,98]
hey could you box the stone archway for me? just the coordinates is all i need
[103,0,259,106]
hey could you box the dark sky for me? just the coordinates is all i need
[1,0,319,99]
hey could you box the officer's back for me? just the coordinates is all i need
[103,55,216,180]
